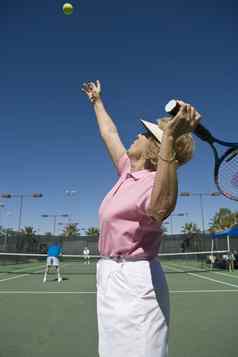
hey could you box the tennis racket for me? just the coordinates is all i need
[165,99,238,201]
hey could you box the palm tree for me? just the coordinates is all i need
[20,226,38,252]
[22,226,36,236]
[86,227,99,237]
[63,223,79,238]
[230,211,238,226]
[208,208,235,232]
[181,222,201,234]
[181,222,201,251]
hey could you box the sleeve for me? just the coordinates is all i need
[136,186,162,231]
[116,152,131,177]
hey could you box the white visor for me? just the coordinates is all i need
[140,120,163,143]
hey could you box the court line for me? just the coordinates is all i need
[189,273,238,288]
[0,265,45,282]
[0,290,96,294]
[166,261,238,284]
[0,274,30,282]
[0,289,237,295]
[170,289,238,293]
[165,260,238,280]
[211,271,238,279]
[164,263,238,289]
[0,261,74,283]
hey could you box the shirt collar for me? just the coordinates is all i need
[126,169,155,180]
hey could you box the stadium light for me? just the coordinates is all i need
[179,192,191,197]
[1,192,43,230]
[165,212,188,234]
[65,190,78,197]
[179,191,220,233]
[41,214,69,235]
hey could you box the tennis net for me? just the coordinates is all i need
[0,250,230,275]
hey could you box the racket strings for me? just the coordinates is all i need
[218,151,238,200]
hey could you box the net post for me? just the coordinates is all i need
[227,235,230,252]
[210,239,214,270]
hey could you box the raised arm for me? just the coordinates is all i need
[82,80,126,168]
[147,102,201,222]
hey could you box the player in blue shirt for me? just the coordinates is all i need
[43,242,63,283]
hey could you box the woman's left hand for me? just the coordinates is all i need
[164,100,201,140]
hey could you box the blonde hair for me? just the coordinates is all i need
[143,117,195,170]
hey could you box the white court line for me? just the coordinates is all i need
[189,273,238,288]
[166,261,238,285]
[0,261,74,283]
[0,291,96,294]
[165,260,238,280]
[0,274,30,282]
[0,290,96,294]
[164,263,238,289]
[170,289,238,293]
[0,265,45,283]
[0,289,237,295]
[212,271,238,279]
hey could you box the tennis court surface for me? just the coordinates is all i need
[0,252,238,357]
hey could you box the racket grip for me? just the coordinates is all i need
[165,99,214,143]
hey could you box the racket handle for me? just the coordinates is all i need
[165,99,180,116]
[165,99,214,143]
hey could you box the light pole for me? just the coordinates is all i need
[41,214,69,235]
[79,228,88,246]
[179,192,220,233]
[169,212,188,234]
[0,203,5,228]
[1,192,43,231]
[65,190,78,197]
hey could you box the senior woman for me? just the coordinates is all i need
[82,80,200,357]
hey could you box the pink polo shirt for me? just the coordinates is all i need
[98,153,163,258]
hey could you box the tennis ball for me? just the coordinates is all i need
[62,2,74,15]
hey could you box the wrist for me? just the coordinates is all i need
[92,96,102,106]
[162,129,176,142]
[158,152,176,162]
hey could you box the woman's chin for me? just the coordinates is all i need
[127,146,134,156]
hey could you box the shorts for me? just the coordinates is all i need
[47,256,59,267]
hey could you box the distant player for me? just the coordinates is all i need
[228,251,235,272]
[208,254,216,269]
[222,253,229,270]
[83,246,90,264]
[43,241,63,283]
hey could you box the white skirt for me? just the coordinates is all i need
[97,258,170,357]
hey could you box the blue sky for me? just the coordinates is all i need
[1,0,238,234]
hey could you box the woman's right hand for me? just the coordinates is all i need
[164,100,201,141]
[82,80,101,104]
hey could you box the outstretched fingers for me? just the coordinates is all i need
[96,80,101,91]
[173,99,202,132]
[81,82,91,94]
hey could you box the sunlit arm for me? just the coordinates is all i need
[93,99,126,167]
[147,133,178,222]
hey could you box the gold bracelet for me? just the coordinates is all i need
[158,152,176,163]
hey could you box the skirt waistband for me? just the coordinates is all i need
[100,255,153,263]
